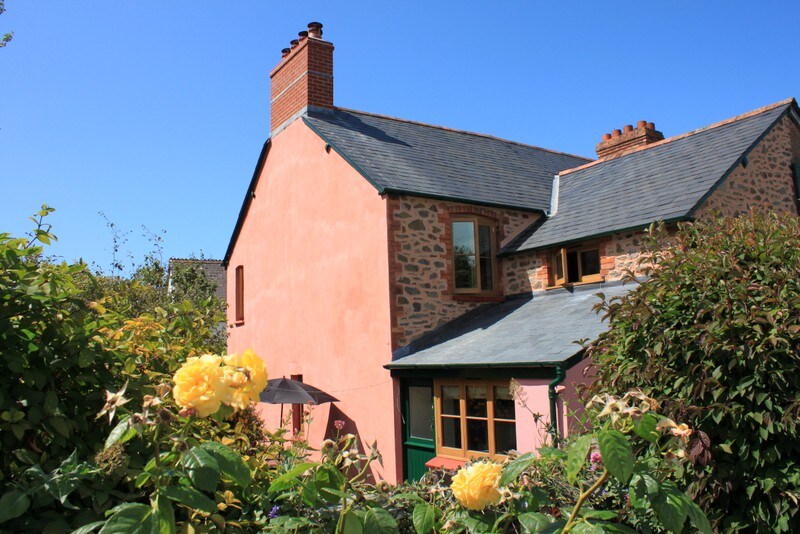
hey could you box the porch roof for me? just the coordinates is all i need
[386,282,634,369]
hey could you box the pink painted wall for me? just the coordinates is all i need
[226,119,401,482]
[513,359,591,452]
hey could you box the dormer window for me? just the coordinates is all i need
[452,216,497,294]
[551,245,603,286]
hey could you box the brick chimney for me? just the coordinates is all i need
[595,120,664,159]
[269,22,334,135]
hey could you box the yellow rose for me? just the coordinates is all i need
[221,350,268,409]
[173,354,224,417]
[451,461,503,510]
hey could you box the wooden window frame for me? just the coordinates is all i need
[451,216,499,296]
[433,379,516,461]
[234,265,244,324]
[549,245,603,288]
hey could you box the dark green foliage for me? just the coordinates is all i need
[588,212,800,532]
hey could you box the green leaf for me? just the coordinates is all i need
[200,441,251,488]
[597,429,634,483]
[98,504,152,534]
[314,464,348,504]
[633,412,660,443]
[152,494,176,534]
[412,503,435,534]
[181,446,220,493]
[500,452,536,486]
[71,520,105,534]
[342,511,364,534]
[161,485,217,514]
[581,509,618,520]
[567,435,593,484]
[363,507,398,533]
[0,490,30,523]
[105,417,136,449]
[652,481,689,533]
[268,462,317,493]
[629,473,659,509]
[687,500,712,534]
[517,512,552,533]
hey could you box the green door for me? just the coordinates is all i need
[401,380,436,481]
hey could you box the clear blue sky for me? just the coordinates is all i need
[2,1,798,271]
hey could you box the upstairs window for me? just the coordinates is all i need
[551,246,602,286]
[234,265,244,324]
[452,217,497,294]
[792,162,800,207]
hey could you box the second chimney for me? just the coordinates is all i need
[595,121,664,159]
[269,22,334,136]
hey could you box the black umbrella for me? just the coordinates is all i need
[260,378,339,405]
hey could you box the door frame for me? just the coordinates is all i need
[400,378,436,481]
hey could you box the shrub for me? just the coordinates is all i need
[587,212,800,532]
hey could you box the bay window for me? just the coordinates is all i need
[434,380,516,459]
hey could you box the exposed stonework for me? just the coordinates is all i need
[503,250,548,294]
[387,195,539,348]
[695,114,800,218]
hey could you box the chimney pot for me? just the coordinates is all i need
[623,124,633,133]
[308,21,323,39]
[290,39,299,49]
[637,120,647,129]
[298,30,309,41]
[281,48,291,58]
[612,129,622,138]
[602,133,612,141]
[647,122,655,130]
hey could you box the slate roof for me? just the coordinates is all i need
[386,282,633,369]
[303,108,590,212]
[503,99,795,253]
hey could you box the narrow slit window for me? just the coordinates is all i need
[235,265,244,323]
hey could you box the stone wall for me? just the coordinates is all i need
[695,114,800,218]
[387,195,539,348]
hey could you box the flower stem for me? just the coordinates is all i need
[562,469,610,533]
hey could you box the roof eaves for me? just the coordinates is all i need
[686,104,793,218]
[384,351,586,370]
[381,188,547,214]
[301,115,386,195]
[501,216,689,255]
[222,139,271,268]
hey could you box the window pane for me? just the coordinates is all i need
[441,416,461,449]
[494,422,517,454]
[466,386,487,417]
[566,250,579,283]
[452,222,476,254]
[493,386,515,420]
[454,255,476,289]
[478,225,492,256]
[479,257,493,291]
[580,249,601,277]
[466,419,489,452]
[441,386,461,415]
[554,252,564,280]
[408,386,433,440]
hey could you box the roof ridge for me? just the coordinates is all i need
[332,106,594,162]
[559,97,797,176]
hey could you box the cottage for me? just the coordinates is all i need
[223,22,800,483]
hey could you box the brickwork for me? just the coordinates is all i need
[387,195,539,348]
[695,114,800,217]
[269,37,334,134]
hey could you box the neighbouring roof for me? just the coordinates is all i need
[503,99,797,254]
[386,282,633,369]
[303,108,590,212]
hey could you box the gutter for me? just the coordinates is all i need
[548,365,567,446]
